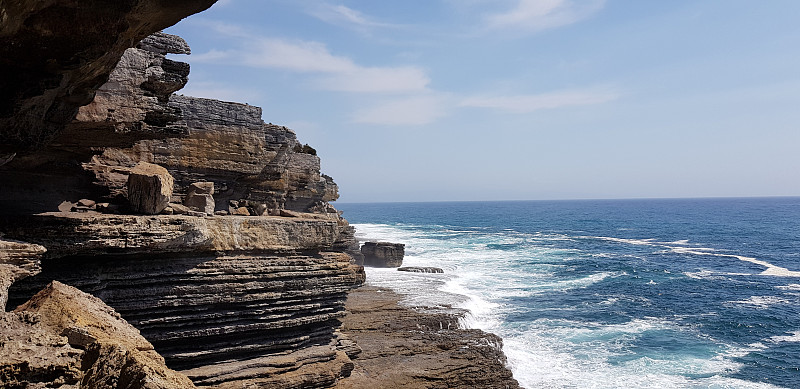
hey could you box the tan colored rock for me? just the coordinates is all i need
[1,281,195,388]
[232,206,250,216]
[128,162,174,214]
[184,181,215,215]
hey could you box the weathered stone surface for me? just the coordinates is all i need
[1,281,195,388]
[361,242,405,268]
[0,1,217,156]
[336,286,520,389]
[184,182,215,215]
[397,267,444,274]
[128,162,174,215]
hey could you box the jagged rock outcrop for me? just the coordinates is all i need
[1,281,195,388]
[361,242,405,268]
[0,0,217,159]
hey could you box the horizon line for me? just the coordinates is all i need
[335,194,800,205]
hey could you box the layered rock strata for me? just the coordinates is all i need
[1,30,365,388]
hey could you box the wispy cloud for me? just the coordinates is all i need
[460,87,619,113]
[189,21,428,94]
[352,95,450,125]
[308,4,396,31]
[485,0,605,31]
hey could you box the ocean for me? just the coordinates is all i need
[336,198,800,389]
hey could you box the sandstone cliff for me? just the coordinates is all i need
[1,31,365,387]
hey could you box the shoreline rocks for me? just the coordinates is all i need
[361,242,405,268]
[336,286,520,388]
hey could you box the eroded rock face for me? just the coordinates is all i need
[128,162,174,215]
[0,0,217,157]
[361,242,405,268]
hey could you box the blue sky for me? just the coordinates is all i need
[164,0,800,203]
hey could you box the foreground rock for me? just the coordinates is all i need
[336,286,520,389]
[361,242,405,268]
[1,281,195,388]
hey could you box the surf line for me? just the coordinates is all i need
[672,247,800,278]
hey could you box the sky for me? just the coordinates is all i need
[164,0,800,203]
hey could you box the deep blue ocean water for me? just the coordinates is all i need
[336,198,800,389]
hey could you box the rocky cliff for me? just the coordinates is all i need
[1,29,365,387]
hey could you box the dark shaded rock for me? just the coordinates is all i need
[184,182,215,215]
[398,267,444,274]
[0,0,217,156]
[127,162,174,215]
[361,242,405,268]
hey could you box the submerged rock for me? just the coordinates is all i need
[397,267,444,274]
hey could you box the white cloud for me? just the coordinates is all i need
[188,23,429,94]
[242,39,356,73]
[352,95,449,125]
[486,0,605,31]
[316,67,429,93]
[308,4,394,31]
[460,88,619,113]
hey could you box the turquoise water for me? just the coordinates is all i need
[336,198,800,388]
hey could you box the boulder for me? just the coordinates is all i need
[397,267,444,274]
[127,162,174,214]
[361,242,405,268]
[184,181,215,215]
